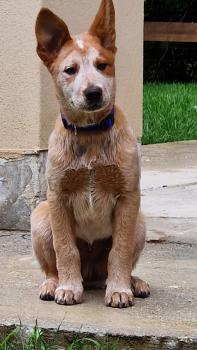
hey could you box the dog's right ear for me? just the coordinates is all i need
[35,8,72,66]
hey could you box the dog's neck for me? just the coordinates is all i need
[61,107,115,135]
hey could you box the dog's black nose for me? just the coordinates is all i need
[84,86,102,105]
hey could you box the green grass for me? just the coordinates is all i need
[142,83,197,145]
[0,327,122,350]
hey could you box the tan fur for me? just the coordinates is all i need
[31,0,150,307]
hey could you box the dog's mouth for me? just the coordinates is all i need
[85,102,103,112]
[69,99,105,113]
[81,99,112,114]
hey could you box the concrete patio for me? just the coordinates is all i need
[0,141,197,348]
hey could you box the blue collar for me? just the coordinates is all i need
[61,107,115,134]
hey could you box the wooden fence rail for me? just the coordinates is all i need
[144,22,197,42]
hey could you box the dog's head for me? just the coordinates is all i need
[36,0,116,125]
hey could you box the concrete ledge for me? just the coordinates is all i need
[141,141,197,244]
[0,327,196,350]
[0,151,47,230]
[0,232,196,348]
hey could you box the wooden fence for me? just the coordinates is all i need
[144,22,197,42]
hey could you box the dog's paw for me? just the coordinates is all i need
[55,284,83,305]
[105,289,134,308]
[131,276,150,298]
[39,278,58,301]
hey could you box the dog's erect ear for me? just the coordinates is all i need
[35,8,72,66]
[89,0,116,53]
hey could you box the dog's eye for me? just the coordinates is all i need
[64,66,77,75]
[97,63,108,71]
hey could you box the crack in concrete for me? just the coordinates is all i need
[143,181,197,191]
[146,216,197,219]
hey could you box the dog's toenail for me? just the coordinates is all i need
[139,291,149,298]
[58,298,67,305]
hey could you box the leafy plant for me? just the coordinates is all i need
[0,328,122,350]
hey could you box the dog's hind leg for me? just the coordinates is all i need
[131,213,150,298]
[31,201,58,301]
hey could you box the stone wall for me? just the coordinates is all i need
[0,151,47,231]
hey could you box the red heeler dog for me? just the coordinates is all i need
[31,0,150,308]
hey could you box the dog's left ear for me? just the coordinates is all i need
[89,0,116,53]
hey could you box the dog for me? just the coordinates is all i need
[31,0,150,308]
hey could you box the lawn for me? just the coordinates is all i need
[142,83,197,145]
[0,327,121,350]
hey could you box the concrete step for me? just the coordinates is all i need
[0,232,196,349]
[141,141,197,245]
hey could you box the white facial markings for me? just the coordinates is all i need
[57,46,115,113]
[76,39,85,50]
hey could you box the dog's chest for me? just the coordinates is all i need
[61,164,125,243]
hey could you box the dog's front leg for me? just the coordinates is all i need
[48,190,83,305]
[105,191,140,308]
